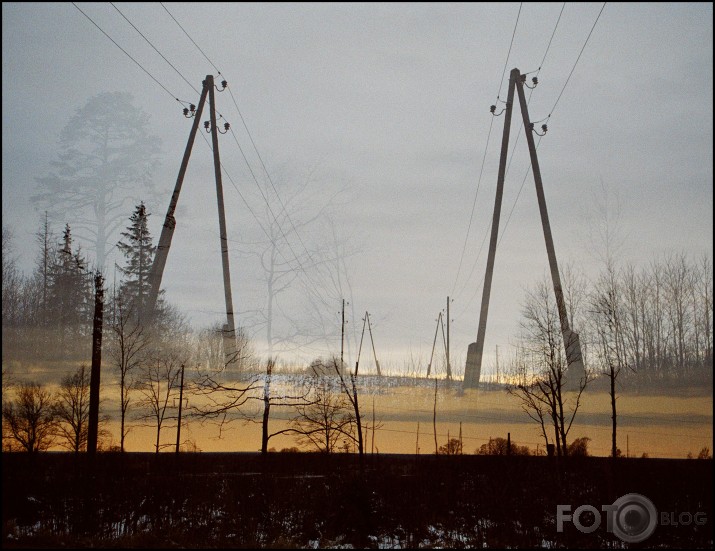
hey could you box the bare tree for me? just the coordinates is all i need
[256,358,315,454]
[53,365,90,452]
[136,349,184,453]
[588,260,632,458]
[507,278,589,456]
[506,344,551,450]
[190,329,261,440]
[109,299,148,452]
[2,382,57,453]
[290,365,356,453]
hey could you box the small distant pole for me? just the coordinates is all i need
[433,378,438,455]
[416,422,420,455]
[371,396,376,454]
[459,422,463,455]
[341,298,345,373]
[175,363,186,453]
[446,297,452,380]
[507,432,511,456]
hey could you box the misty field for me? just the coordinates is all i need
[67,373,715,458]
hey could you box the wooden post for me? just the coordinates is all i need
[87,272,104,455]
[175,363,186,453]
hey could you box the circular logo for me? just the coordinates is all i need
[610,493,658,543]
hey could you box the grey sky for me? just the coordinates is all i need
[2,3,713,372]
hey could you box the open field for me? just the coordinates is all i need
[104,376,713,458]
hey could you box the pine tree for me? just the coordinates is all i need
[117,203,155,322]
[48,224,92,340]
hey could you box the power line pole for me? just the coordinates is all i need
[87,272,104,456]
[175,363,186,454]
[463,67,584,388]
[146,79,209,322]
[427,312,442,377]
[514,71,585,383]
[371,396,376,454]
[207,74,238,365]
[366,312,382,376]
[464,68,518,389]
[340,298,346,374]
[496,344,500,384]
[446,296,452,380]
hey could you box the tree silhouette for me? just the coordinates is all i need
[2,382,56,453]
[52,365,91,452]
[33,92,160,270]
[117,202,155,321]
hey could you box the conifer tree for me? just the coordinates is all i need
[49,224,92,341]
[117,202,155,323]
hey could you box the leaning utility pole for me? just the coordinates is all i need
[463,67,584,388]
[144,75,238,365]
[145,81,208,323]
[366,312,382,376]
[513,71,585,383]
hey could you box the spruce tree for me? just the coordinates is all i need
[49,224,92,340]
[117,203,155,322]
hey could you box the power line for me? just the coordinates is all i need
[494,3,606,256]
[70,2,181,105]
[548,2,607,119]
[197,130,334,314]
[496,2,523,102]
[158,3,340,310]
[450,2,523,297]
[159,2,222,75]
[454,4,565,310]
[109,2,200,96]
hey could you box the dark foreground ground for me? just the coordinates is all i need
[2,452,713,548]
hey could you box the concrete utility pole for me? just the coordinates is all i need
[514,73,585,382]
[145,75,239,367]
[207,75,238,364]
[463,67,585,388]
[146,79,209,322]
[87,272,104,456]
[464,68,518,389]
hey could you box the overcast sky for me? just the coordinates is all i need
[3,3,713,374]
